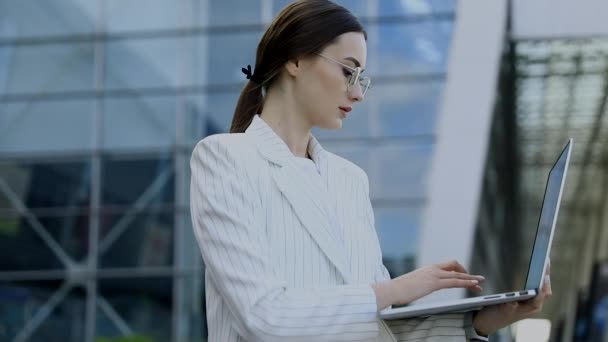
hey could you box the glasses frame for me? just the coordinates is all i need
[316,53,371,97]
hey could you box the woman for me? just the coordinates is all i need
[190,1,552,341]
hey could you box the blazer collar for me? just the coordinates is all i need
[244,115,352,283]
[245,114,326,168]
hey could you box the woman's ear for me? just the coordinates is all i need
[284,59,300,78]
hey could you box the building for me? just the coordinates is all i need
[0,0,606,341]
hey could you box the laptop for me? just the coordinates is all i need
[380,138,573,320]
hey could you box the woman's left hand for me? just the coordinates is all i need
[472,261,553,336]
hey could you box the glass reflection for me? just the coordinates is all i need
[204,31,262,85]
[99,211,174,268]
[98,277,172,341]
[375,81,444,136]
[208,0,263,26]
[101,157,174,206]
[0,43,94,94]
[104,38,184,89]
[0,214,90,270]
[371,143,433,199]
[0,0,96,38]
[0,160,91,209]
[103,95,177,150]
[105,0,188,32]
[370,21,453,75]
[0,282,84,342]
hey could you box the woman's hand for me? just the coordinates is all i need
[472,261,553,336]
[372,260,485,310]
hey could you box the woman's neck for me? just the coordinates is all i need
[259,89,312,159]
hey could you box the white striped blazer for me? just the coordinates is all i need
[190,115,475,341]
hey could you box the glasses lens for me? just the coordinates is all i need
[349,68,361,87]
[360,77,371,96]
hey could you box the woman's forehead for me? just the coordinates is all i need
[325,32,367,66]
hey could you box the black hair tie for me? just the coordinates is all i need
[241,64,261,84]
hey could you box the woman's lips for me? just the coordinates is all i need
[339,106,352,118]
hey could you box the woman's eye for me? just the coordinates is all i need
[342,68,353,78]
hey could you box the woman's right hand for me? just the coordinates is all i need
[372,260,485,310]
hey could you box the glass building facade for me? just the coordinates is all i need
[0,0,457,340]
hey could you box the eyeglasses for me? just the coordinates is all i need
[316,53,371,97]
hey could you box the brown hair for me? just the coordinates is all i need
[229,0,367,133]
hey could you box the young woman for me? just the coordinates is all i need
[190,1,552,340]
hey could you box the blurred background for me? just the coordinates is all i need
[0,0,606,341]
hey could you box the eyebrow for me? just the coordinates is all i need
[344,57,364,71]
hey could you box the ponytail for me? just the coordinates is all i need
[230,81,264,133]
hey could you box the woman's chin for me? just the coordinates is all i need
[321,118,343,130]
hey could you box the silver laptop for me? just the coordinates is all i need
[381,138,573,320]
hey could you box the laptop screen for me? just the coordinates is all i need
[524,140,571,290]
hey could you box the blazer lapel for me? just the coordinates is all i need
[245,115,352,283]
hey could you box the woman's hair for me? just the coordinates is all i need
[229,0,367,133]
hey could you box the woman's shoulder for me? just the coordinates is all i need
[324,150,368,184]
[192,133,258,164]
[196,132,255,150]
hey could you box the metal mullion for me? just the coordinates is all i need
[172,1,189,338]
[0,73,447,103]
[12,282,72,342]
[84,1,104,340]
[368,0,380,139]
[0,12,456,47]
[0,266,205,282]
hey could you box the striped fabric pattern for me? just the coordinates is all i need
[190,115,469,341]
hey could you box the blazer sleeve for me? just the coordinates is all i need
[190,136,380,342]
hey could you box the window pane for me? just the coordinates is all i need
[0,160,91,209]
[371,142,433,200]
[183,95,207,145]
[0,100,95,153]
[0,0,96,38]
[98,211,174,268]
[324,141,433,200]
[201,31,263,85]
[103,95,177,150]
[379,0,457,16]
[375,206,420,277]
[273,0,369,17]
[204,92,239,134]
[207,0,263,26]
[0,282,85,342]
[322,141,371,176]
[0,43,95,94]
[369,21,454,76]
[98,277,172,341]
[105,0,190,33]
[104,38,185,89]
[101,157,174,206]
[0,214,66,271]
[180,275,207,340]
[373,81,444,136]
[30,287,86,342]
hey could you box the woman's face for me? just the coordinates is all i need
[294,32,367,130]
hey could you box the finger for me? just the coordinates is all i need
[543,274,552,297]
[439,278,481,289]
[519,292,545,314]
[438,270,485,281]
[437,260,467,273]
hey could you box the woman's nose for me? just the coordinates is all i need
[348,83,364,102]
